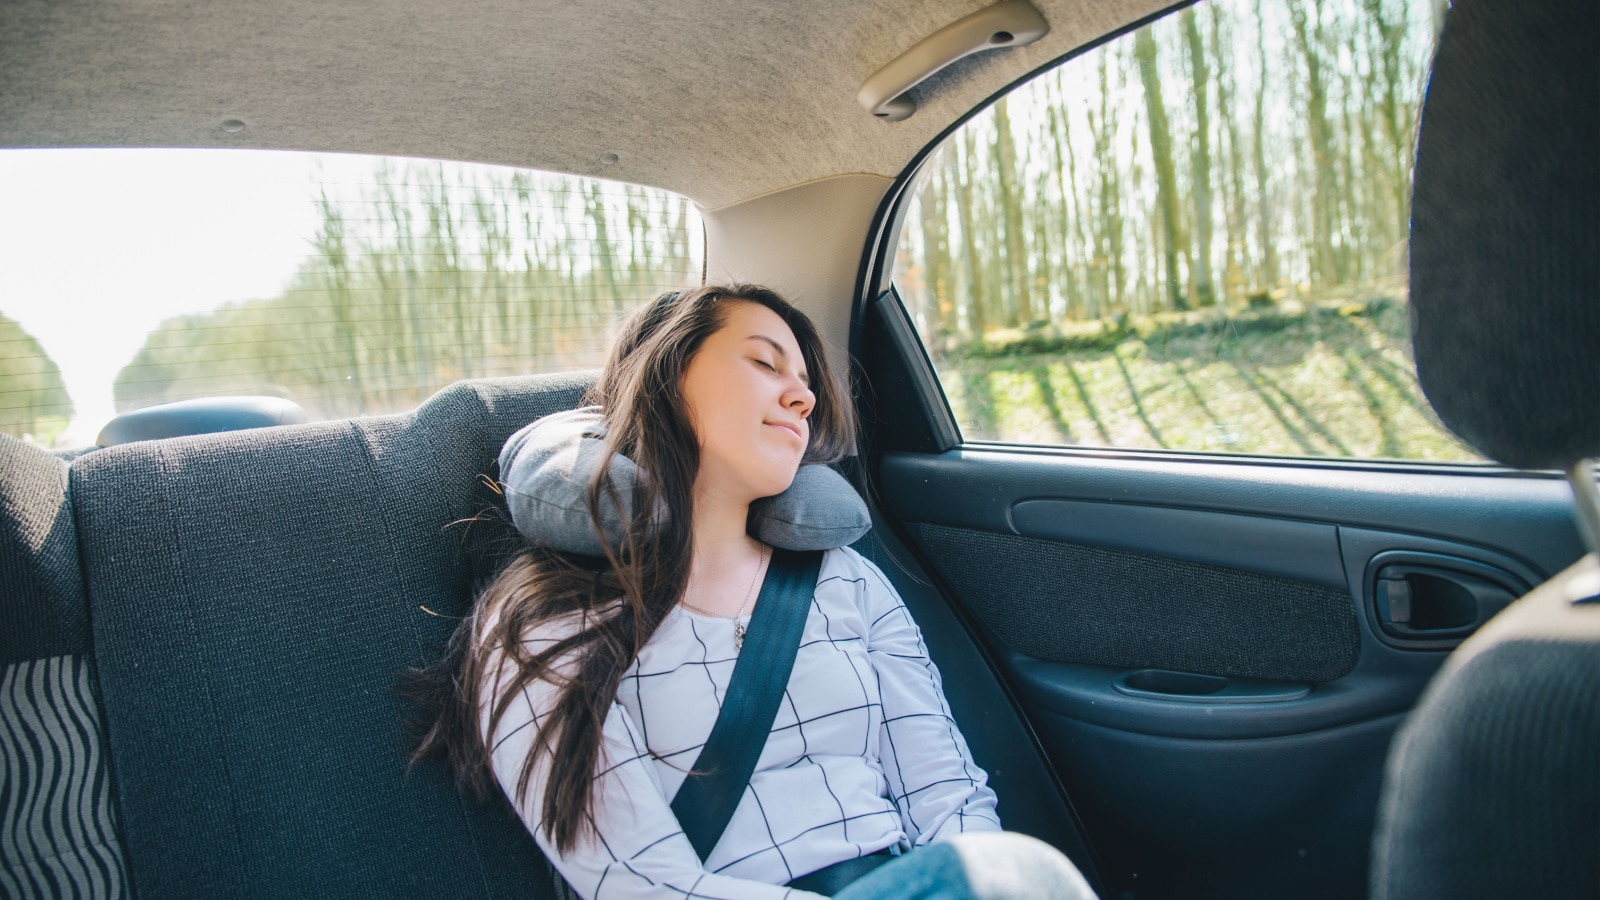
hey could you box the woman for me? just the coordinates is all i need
[414,285,1090,898]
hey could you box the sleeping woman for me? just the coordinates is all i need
[412,284,1091,899]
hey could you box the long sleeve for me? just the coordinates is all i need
[482,636,823,900]
[855,554,1002,845]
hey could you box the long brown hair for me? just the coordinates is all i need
[410,284,856,853]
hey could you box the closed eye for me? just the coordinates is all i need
[752,358,777,373]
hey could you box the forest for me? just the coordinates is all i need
[0,313,73,443]
[891,0,1468,458]
[4,0,1469,459]
[111,167,701,420]
[898,0,1442,331]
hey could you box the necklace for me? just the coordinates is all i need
[680,543,768,652]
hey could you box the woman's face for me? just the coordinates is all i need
[679,300,816,504]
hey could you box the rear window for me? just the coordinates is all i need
[0,150,703,448]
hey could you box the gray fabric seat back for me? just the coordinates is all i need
[69,373,589,899]
[1370,0,1599,897]
[1,435,130,898]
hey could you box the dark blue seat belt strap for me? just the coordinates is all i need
[670,547,823,861]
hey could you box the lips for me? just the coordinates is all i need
[765,420,804,440]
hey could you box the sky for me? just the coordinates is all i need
[0,149,387,445]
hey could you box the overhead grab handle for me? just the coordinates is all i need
[857,0,1049,122]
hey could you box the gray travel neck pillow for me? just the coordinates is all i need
[499,407,870,556]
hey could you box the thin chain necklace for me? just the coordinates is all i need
[680,543,768,652]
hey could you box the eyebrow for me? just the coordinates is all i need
[746,335,810,385]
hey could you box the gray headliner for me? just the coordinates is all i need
[0,0,1166,209]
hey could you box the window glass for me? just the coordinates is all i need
[0,150,702,448]
[894,0,1475,461]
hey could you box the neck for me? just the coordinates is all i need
[681,483,765,615]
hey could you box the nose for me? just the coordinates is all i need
[784,379,815,418]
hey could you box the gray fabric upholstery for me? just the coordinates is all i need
[748,463,873,551]
[0,435,88,664]
[1372,1,1600,894]
[1,655,129,899]
[1408,0,1599,469]
[1371,555,1600,900]
[69,373,588,899]
[1,436,132,899]
[0,0,1166,210]
[910,522,1360,683]
[500,406,870,556]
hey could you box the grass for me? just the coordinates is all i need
[933,295,1479,462]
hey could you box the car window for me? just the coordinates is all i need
[0,150,703,448]
[893,0,1476,461]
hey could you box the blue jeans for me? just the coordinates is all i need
[831,832,1096,900]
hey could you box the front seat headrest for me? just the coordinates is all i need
[96,396,308,447]
[1408,0,1598,471]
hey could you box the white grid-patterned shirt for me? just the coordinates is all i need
[484,546,1001,900]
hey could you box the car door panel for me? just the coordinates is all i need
[870,445,1585,898]
[849,526,1105,892]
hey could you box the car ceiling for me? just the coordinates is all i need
[0,0,1167,210]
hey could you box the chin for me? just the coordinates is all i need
[749,463,801,500]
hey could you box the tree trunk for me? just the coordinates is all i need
[918,166,957,338]
[586,183,624,316]
[1212,6,1249,304]
[1051,79,1094,319]
[1183,9,1217,306]
[1094,54,1126,313]
[993,98,1034,326]
[954,130,988,338]
[1289,0,1345,286]
[1134,28,1187,310]
[314,189,363,412]
[1364,0,1412,252]
[1252,0,1279,292]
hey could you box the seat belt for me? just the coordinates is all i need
[670,547,823,861]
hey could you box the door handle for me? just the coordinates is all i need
[1368,553,1525,646]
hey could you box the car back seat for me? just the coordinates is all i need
[65,373,588,898]
[1,434,131,898]
[8,368,1095,897]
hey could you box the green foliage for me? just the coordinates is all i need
[940,293,1478,461]
[898,0,1434,338]
[895,0,1462,461]
[0,312,73,444]
[115,165,699,419]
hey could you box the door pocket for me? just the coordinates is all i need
[1114,668,1312,704]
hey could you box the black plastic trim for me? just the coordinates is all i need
[1365,551,1525,648]
[961,438,1526,476]
[868,290,960,452]
[1010,654,1401,740]
[883,447,1587,578]
[1113,669,1311,704]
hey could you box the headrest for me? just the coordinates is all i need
[1409,0,1599,469]
[96,396,308,446]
